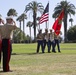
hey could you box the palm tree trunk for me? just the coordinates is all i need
[33,11,36,42]
[23,19,25,42]
[20,21,21,43]
[71,22,73,26]
[64,14,68,42]
[29,27,31,43]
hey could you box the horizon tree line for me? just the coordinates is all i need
[0,0,76,43]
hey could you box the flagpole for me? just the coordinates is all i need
[48,1,49,30]
[46,1,49,29]
[46,22,47,28]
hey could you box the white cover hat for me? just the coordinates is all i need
[6,16,13,20]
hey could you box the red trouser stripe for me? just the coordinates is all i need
[6,39,11,71]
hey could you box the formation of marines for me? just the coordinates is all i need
[36,28,61,53]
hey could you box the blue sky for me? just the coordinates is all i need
[0,0,76,38]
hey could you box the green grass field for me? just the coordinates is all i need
[0,43,76,75]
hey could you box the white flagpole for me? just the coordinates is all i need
[48,1,49,30]
[47,1,49,29]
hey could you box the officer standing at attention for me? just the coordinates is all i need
[36,29,44,53]
[43,28,50,53]
[0,16,17,72]
[5,16,15,54]
[49,29,56,53]
[54,30,62,53]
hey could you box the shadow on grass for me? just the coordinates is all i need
[0,71,4,73]
[11,52,44,56]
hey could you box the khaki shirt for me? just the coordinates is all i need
[43,32,49,42]
[0,24,17,39]
[37,33,43,40]
[49,32,54,41]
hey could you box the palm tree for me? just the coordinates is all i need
[17,13,27,42]
[16,16,22,30]
[16,15,22,42]
[69,18,73,26]
[26,21,33,42]
[7,8,17,16]
[52,1,76,42]
[20,13,27,41]
[52,14,56,21]
[24,1,44,41]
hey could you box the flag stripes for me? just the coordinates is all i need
[39,13,49,24]
[39,3,49,24]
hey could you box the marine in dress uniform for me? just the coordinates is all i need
[36,29,44,53]
[49,29,56,53]
[5,16,15,54]
[0,16,17,72]
[43,29,50,53]
[54,30,61,52]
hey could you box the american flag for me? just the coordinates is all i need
[39,3,49,24]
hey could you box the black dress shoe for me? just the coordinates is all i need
[58,51,61,53]
[52,51,56,53]
[3,70,13,72]
[48,51,51,53]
